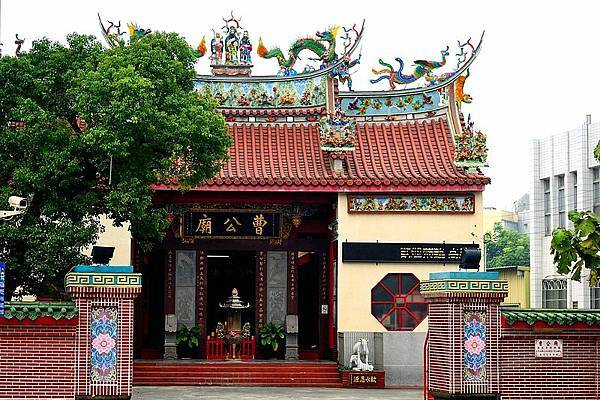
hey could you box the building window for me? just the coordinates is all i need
[557,175,565,228]
[594,167,600,214]
[571,172,577,210]
[591,286,600,309]
[542,278,567,309]
[543,178,551,235]
[371,273,427,331]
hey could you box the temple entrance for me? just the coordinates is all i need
[206,251,256,339]
[298,251,320,359]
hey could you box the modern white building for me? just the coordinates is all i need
[513,193,530,234]
[530,115,600,309]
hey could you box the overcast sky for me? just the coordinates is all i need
[2,0,599,209]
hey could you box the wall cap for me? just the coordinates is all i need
[73,265,133,273]
[65,271,142,288]
[2,301,78,321]
[429,271,499,280]
[502,308,600,327]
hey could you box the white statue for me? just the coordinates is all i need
[349,338,373,371]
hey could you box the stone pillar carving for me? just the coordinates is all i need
[175,250,197,328]
[421,272,508,400]
[66,265,142,399]
[267,251,287,324]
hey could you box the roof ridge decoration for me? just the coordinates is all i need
[454,114,488,170]
[98,13,152,48]
[258,21,364,78]
[369,33,483,91]
[200,12,255,76]
[319,101,357,152]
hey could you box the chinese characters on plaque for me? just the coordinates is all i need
[535,339,563,358]
[183,211,281,239]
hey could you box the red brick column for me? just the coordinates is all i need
[421,272,507,400]
[66,266,141,399]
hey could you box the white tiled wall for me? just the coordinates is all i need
[530,118,600,309]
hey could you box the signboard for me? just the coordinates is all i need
[535,339,563,358]
[0,262,5,317]
[182,210,281,239]
[342,242,480,264]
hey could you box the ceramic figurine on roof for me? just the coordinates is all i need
[369,35,481,90]
[240,31,252,64]
[454,114,488,169]
[370,46,449,90]
[210,31,224,64]
[257,21,363,76]
[202,13,254,76]
[224,25,240,64]
[98,14,150,48]
[319,100,356,152]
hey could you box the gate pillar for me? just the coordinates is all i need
[66,265,142,399]
[421,272,507,400]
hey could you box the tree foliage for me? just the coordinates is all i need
[551,211,600,286]
[485,223,530,269]
[0,33,230,298]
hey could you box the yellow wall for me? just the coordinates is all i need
[498,267,530,308]
[483,208,518,233]
[336,192,484,332]
[84,215,132,266]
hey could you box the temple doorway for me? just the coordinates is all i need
[297,251,320,359]
[206,251,256,340]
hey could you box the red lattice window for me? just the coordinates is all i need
[371,273,427,331]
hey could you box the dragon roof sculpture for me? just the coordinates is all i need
[96,12,488,171]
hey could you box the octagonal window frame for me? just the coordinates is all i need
[371,272,427,331]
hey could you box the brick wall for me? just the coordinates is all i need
[0,318,78,400]
[500,330,600,400]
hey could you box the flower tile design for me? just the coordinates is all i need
[90,307,118,382]
[463,310,486,381]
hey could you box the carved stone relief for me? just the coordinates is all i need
[175,250,196,328]
[267,251,287,325]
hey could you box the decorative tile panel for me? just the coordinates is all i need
[195,76,327,108]
[90,307,118,382]
[463,310,486,381]
[339,91,442,117]
[348,195,475,213]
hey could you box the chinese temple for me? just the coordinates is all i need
[106,14,491,386]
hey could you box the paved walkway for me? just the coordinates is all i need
[133,386,422,400]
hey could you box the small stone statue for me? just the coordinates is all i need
[350,338,373,371]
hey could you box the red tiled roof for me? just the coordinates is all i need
[154,116,489,192]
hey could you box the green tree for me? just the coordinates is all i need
[0,32,230,298]
[551,211,600,286]
[550,144,600,287]
[486,223,530,269]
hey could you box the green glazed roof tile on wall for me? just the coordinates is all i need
[502,308,600,327]
[3,301,78,321]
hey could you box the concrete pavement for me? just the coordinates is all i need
[132,386,422,400]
